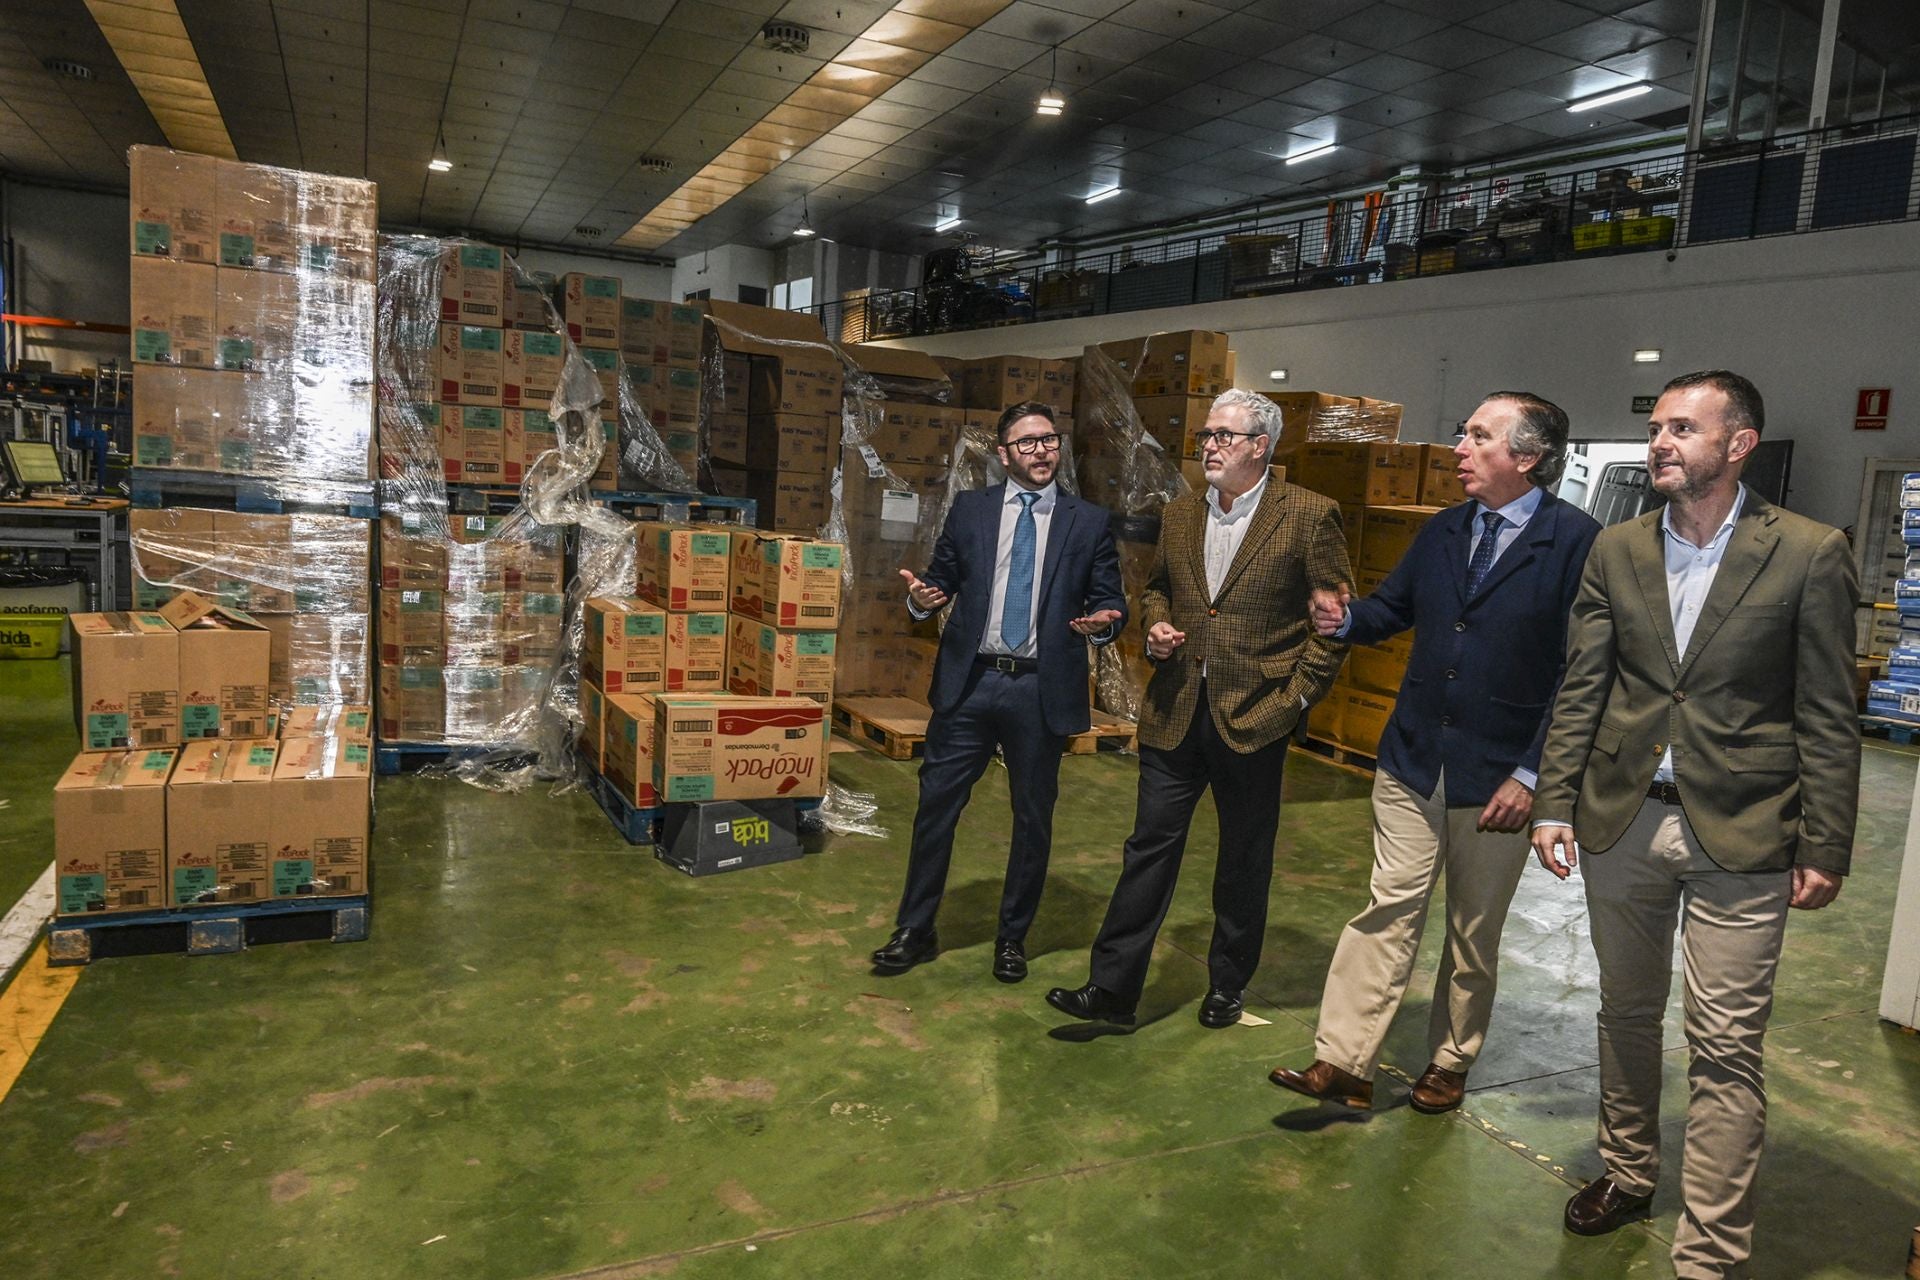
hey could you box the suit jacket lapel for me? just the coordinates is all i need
[1037,493,1077,612]
[1215,480,1287,602]
[1626,510,1681,672]
[1442,503,1473,606]
[978,482,1006,583]
[1185,494,1210,600]
[1677,498,1781,678]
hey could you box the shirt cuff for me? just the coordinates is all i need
[1333,611,1353,639]
[1090,621,1118,647]
[907,596,931,620]
[1530,820,1571,831]
[1511,767,1538,790]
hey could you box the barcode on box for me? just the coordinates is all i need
[121,890,150,906]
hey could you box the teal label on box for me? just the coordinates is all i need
[174,867,218,904]
[461,245,502,269]
[797,634,835,656]
[461,327,502,352]
[666,775,714,802]
[218,337,254,369]
[585,347,619,371]
[345,743,369,765]
[690,533,729,556]
[247,746,277,767]
[305,244,336,271]
[688,614,725,637]
[86,712,130,749]
[219,232,255,266]
[524,408,553,431]
[525,593,563,616]
[58,873,107,915]
[292,676,327,701]
[800,545,841,570]
[463,407,503,431]
[140,751,173,773]
[293,586,325,611]
[584,276,619,298]
[625,614,664,637]
[345,711,369,732]
[182,703,220,738]
[219,439,254,472]
[134,328,172,362]
[668,367,700,390]
[135,434,173,466]
[524,332,562,356]
[134,221,171,255]
[272,858,315,897]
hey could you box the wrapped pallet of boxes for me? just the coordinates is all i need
[701,301,844,530]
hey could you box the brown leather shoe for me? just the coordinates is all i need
[1408,1063,1467,1114]
[1563,1176,1654,1236]
[1268,1059,1373,1110]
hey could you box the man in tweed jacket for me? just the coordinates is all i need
[1048,389,1351,1028]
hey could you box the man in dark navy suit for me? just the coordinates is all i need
[1270,392,1600,1113]
[870,401,1127,983]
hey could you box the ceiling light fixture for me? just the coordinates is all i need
[428,129,452,173]
[1567,82,1652,113]
[1285,143,1337,165]
[1633,348,1662,363]
[793,195,816,238]
[1037,45,1065,116]
[934,215,962,232]
[1085,187,1120,204]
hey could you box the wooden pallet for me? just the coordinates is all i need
[1296,734,1379,775]
[831,697,1137,760]
[46,895,369,966]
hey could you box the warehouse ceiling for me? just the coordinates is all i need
[0,0,1704,262]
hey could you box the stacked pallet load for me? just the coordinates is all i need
[1868,473,1920,723]
[701,300,844,531]
[556,270,630,492]
[1077,330,1232,500]
[619,293,705,482]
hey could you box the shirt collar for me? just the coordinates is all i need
[1006,480,1057,510]
[1660,483,1747,551]
[1477,484,1545,530]
[1208,471,1268,523]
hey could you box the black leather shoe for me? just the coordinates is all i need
[1563,1176,1654,1236]
[1045,981,1136,1027]
[1198,986,1244,1028]
[871,926,938,974]
[992,939,1027,983]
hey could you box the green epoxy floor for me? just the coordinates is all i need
[2,658,1917,1278]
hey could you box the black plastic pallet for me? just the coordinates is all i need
[590,491,757,525]
[374,740,537,776]
[131,468,377,518]
[46,895,370,965]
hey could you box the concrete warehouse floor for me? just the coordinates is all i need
[1,658,1917,1279]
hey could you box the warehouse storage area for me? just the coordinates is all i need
[3,1,1920,1277]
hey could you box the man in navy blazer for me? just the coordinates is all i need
[1271,391,1600,1113]
[870,402,1127,983]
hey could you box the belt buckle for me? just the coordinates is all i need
[993,655,1018,673]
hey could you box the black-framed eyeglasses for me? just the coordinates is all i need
[1193,428,1262,449]
[1004,432,1062,456]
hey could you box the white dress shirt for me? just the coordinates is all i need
[979,481,1056,659]
[1204,472,1267,598]
[1652,484,1747,782]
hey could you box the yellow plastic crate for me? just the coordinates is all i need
[1573,221,1624,251]
[0,608,66,659]
[1619,215,1675,246]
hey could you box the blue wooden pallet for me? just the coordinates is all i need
[46,895,370,966]
[589,770,661,845]
[131,468,377,518]
[376,480,525,516]
[1862,714,1920,745]
[589,490,757,526]
[374,740,537,775]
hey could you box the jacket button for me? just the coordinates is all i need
[1454,622,1466,632]
[1673,689,1686,703]
[1208,608,1218,617]
[1445,669,1457,679]
[1652,745,1664,756]
[1441,716,1452,726]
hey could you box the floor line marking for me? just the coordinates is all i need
[0,937,83,1107]
[0,862,53,990]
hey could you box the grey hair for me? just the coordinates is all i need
[1485,390,1570,489]
[1211,388,1284,450]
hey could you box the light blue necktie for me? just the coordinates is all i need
[1000,491,1040,650]
[1466,510,1505,596]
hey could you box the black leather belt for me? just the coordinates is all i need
[1647,781,1682,805]
[976,654,1038,674]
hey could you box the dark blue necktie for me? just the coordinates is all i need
[1001,491,1040,650]
[1466,510,1505,596]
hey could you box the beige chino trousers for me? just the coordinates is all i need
[1313,769,1531,1079]
[1581,796,1791,1280]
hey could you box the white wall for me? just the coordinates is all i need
[510,247,671,302]
[4,182,130,373]
[671,242,773,305]
[886,222,1920,533]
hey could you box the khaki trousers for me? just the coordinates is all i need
[1313,769,1530,1078]
[1582,797,1791,1280]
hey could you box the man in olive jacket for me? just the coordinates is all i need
[1531,371,1859,1279]
[1048,389,1351,1030]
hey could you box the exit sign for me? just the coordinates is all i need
[1857,387,1891,430]
[1632,395,1658,414]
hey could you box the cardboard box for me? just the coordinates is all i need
[70,611,179,750]
[503,329,565,408]
[729,532,843,629]
[205,512,293,613]
[748,356,844,416]
[561,272,621,348]
[665,611,728,691]
[504,272,553,330]
[286,613,372,706]
[582,346,622,421]
[53,748,176,915]
[1332,685,1395,756]
[749,471,831,533]
[214,266,298,372]
[130,258,216,368]
[727,614,837,699]
[579,677,606,774]
[456,404,507,484]
[637,523,731,612]
[378,664,445,741]
[650,693,826,802]
[278,705,372,739]
[666,305,704,362]
[1138,330,1230,397]
[1360,505,1444,576]
[215,159,296,272]
[1347,646,1408,697]
[1416,443,1468,506]
[379,588,446,665]
[167,738,278,905]
[160,592,272,740]
[131,366,216,470]
[1131,394,1215,458]
[582,596,667,694]
[130,505,218,608]
[602,690,657,808]
[130,147,218,264]
[438,323,504,405]
[1262,392,1363,439]
[504,407,559,485]
[619,297,668,362]
[380,512,450,589]
[269,734,372,897]
[1295,442,1423,505]
[441,243,504,325]
[744,412,838,472]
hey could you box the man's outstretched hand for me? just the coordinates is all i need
[899,569,949,612]
[1070,609,1123,636]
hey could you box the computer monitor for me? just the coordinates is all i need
[3,439,68,489]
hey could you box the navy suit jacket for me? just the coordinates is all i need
[1344,490,1600,807]
[918,483,1128,737]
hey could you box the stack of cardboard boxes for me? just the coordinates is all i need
[375,511,565,743]
[702,302,844,531]
[555,270,626,491]
[56,597,372,915]
[129,147,375,482]
[620,294,705,480]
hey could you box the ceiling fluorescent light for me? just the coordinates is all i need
[1085,187,1120,204]
[1269,369,1288,383]
[792,222,816,238]
[1285,143,1336,165]
[1037,45,1066,116]
[1633,348,1662,363]
[934,215,962,232]
[1567,83,1652,113]
[428,157,454,173]
[793,196,817,238]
